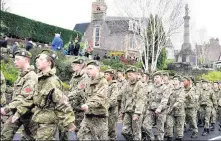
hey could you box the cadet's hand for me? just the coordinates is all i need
[68,123,76,133]
[11,115,19,123]
[1,108,6,116]
[155,109,161,115]
[81,104,88,112]
[132,114,139,121]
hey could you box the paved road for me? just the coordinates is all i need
[13,122,221,140]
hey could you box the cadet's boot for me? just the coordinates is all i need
[184,125,187,132]
[202,128,208,136]
[210,123,215,131]
[175,137,183,141]
[219,125,221,131]
[191,132,198,138]
[207,128,210,134]
[167,137,173,141]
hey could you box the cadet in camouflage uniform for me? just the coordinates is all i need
[210,81,220,131]
[183,76,198,138]
[142,71,170,140]
[104,69,119,140]
[68,58,89,133]
[31,50,76,140]
[199,79,217,136]
[121,66,145,140]
[0,71,7,131]
[166,75,186,141]
[77,60,109,140]
[116,68,128,118]
[217,82,221,131]
[1,50,38,140]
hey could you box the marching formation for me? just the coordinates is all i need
[1,49,221,140]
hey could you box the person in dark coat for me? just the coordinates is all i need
[96,54,100,60]
[0,36,9,48]
[73,35,80,56]
[26,39,33,51]
[68,41,74,55]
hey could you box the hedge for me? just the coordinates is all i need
[1,11,82,44]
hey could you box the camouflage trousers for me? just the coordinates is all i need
[77,115,108,140]
[166,115,185,138]
[1,113,36,141]
[199,105,212,128]
[142,110,167,141]
[108,106,118,140]
[218,106,221,125]
[33,123,57,140]
[74,111,84,132]
[210,107,217,124]
[58,130,69,141]
[122,112,143,141]
[185,108,198,133]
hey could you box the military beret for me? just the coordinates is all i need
[213,81,219,84]
[126,66,138,73]
[144,71,150,76]
[14,50,32,58]
[183,76,191,81]
[201,78,208,83]
[36,49,57,61]
[172,75,181,81]
[162,72,169,77]
[152,71,162,77]
[116,68,125,73]
[72,58,85,64]
[86,60,100,66]
[104,69,115,74]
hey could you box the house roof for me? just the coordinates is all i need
[73,23,90,34]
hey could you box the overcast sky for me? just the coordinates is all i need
[5,0,221,49]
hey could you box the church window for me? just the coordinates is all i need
[129,35,134,49]
[129,20,133,31]
[94,26,100,47]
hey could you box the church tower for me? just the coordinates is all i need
[91,0,107,21]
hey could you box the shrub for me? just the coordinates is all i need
[1,11,82,44]
[1,61,19,85]
[201,71,221,81]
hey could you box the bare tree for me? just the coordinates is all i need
[113,0,184,72]
[1,0,10,11]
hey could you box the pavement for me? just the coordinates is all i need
[12,122,221,140]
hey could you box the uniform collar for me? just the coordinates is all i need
[19,67,33,77]
[38,68,56,78]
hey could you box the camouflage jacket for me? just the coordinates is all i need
[84,73,109,117]
[0,71,6,106]
[68,71,89,112]
[117,78,127,101]
[199,88,217,107]
[32,68,75,131]
[218,89,221,106]
[168,86,186,116]
[121,79,145,115]
[108,80,119,108]
[4,68,38,114]
[147,83,170,112]
[184,87,198,109]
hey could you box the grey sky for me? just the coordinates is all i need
[6,0,221,49]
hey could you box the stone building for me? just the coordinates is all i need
[74,0,142,58]
[176,4,197,66]
[196,38,221,64]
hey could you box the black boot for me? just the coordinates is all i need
[210,123,215,131]
[191,132,198,138]
[219,125,221,131]
[167,137,173,141]
[202,128,208,136]
[175,137,183,141]
[207,128,210,134]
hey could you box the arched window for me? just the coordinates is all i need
[94,26,100,47]
[129,20,133,31]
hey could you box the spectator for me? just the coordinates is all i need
[64,49,68,55]
[26,39,33,51]
[96,54,100,60]
[103,53,108,59]
[0,36,9,48]
[73,36,80,56]
[11,42,19,57]
[68,41,74,55]
[93,55,97,60]
[38,45,42,48]
[52,33,63,51]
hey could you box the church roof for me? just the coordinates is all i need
[73,23,90,34]
[105,20,129,34]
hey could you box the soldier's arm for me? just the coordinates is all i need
[121,84,128,114]
[157,86,170,112]
[4,76,37,114]
[173,89,186,108]
[52,82,75,131]
[211,90,217,108]
[109,83,119,107]
[134,82,145,115]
